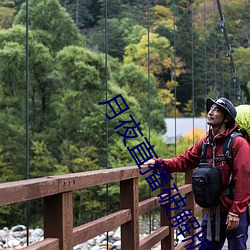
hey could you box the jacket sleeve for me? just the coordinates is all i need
[229,136,250,215]
[153,139,203,173]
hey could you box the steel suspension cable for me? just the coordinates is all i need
[147,0,151,145]
[228,64,231,100]
[147,0,152,234]
[172,0,178,243]
[173,1,177,157]
[104,0,109,248]
[25,0,30,245]
[213,0,217,94]
[216,0,242,104]
[191,0,195,144]
[76,0,79,27]
[218,31,225,96]
[203,0,207,97]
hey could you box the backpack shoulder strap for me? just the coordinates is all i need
[223,132,242,169]
[200,141,208,162]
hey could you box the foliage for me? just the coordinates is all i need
[149,5,174,32]
[0,112,26,180]
[0,7,15,29]
[86,17,139,60]
[234,46,250,102]
[123,30,185,115]
[30,141,57,177]
[61,0,101,29]
[115,62,166,132]
[176,128,205,156]
[124,32,174,78]
[14,0,85,52]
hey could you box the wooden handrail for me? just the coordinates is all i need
[0,165,202,250]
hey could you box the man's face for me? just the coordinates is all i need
[207,104,226,127]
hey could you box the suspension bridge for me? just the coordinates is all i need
[0,0,248,249]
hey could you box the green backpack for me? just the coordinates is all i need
[235,105,250,142]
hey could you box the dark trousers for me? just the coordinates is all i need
[201,210,249,250]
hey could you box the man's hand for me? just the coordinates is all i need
[143,159,156,166]
[226,213,240,230]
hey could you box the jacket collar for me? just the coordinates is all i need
[206,124,239,143]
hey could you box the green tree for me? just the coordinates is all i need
[0,39,27,180]
[234,46,250,102]
[0,6,15,29]
[50,46,141,166]
[115,63,165,132]
[30,141,57,177]
[149,5,174,33]
[86,17,139,60]
[61,0,101,29]
[222,0,250,46]
[124,32,185,88]
[14,0,84,52]
[0,112,26,180]
[0,25,56,132]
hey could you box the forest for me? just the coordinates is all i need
[0,0,249,227]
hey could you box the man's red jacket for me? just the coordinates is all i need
[154,124,250,216]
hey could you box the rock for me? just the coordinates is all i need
[15,245,23,249]
[113,227,120,240]
[7,239,20,247]
[100,240,108,246]
[95,234,106,243]
[0,224,174,249]
[11,226,26,232]
[0,230,7,238]
[20,237,27,245]
[73,242,87,249]
[107,231,114,237]
[108,236,116,243]
[12,231,25,238]
[92,245,101,250]
[30,228,43,238]
[87,238,94,245]
[113,240,121,249]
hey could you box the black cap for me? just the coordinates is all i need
[206,97,237,119]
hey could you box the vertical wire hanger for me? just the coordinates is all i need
[147,0,152,234]
[173,0,178,243]
[204,0,207,98]
[147,0,151,145]
[172,1,177,167]
[76,0,79,27]
[218,13,225,96]
[25,0,30,245]
[104,0,109,248]
[191,0,195,145]
[213,0,217,96]
[173,0,177,157]
[219,27,225,96]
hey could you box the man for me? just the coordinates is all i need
[144,97,250,250]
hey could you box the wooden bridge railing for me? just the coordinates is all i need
[0,165,203,250]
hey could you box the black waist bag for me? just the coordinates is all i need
[192,163,221,208]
